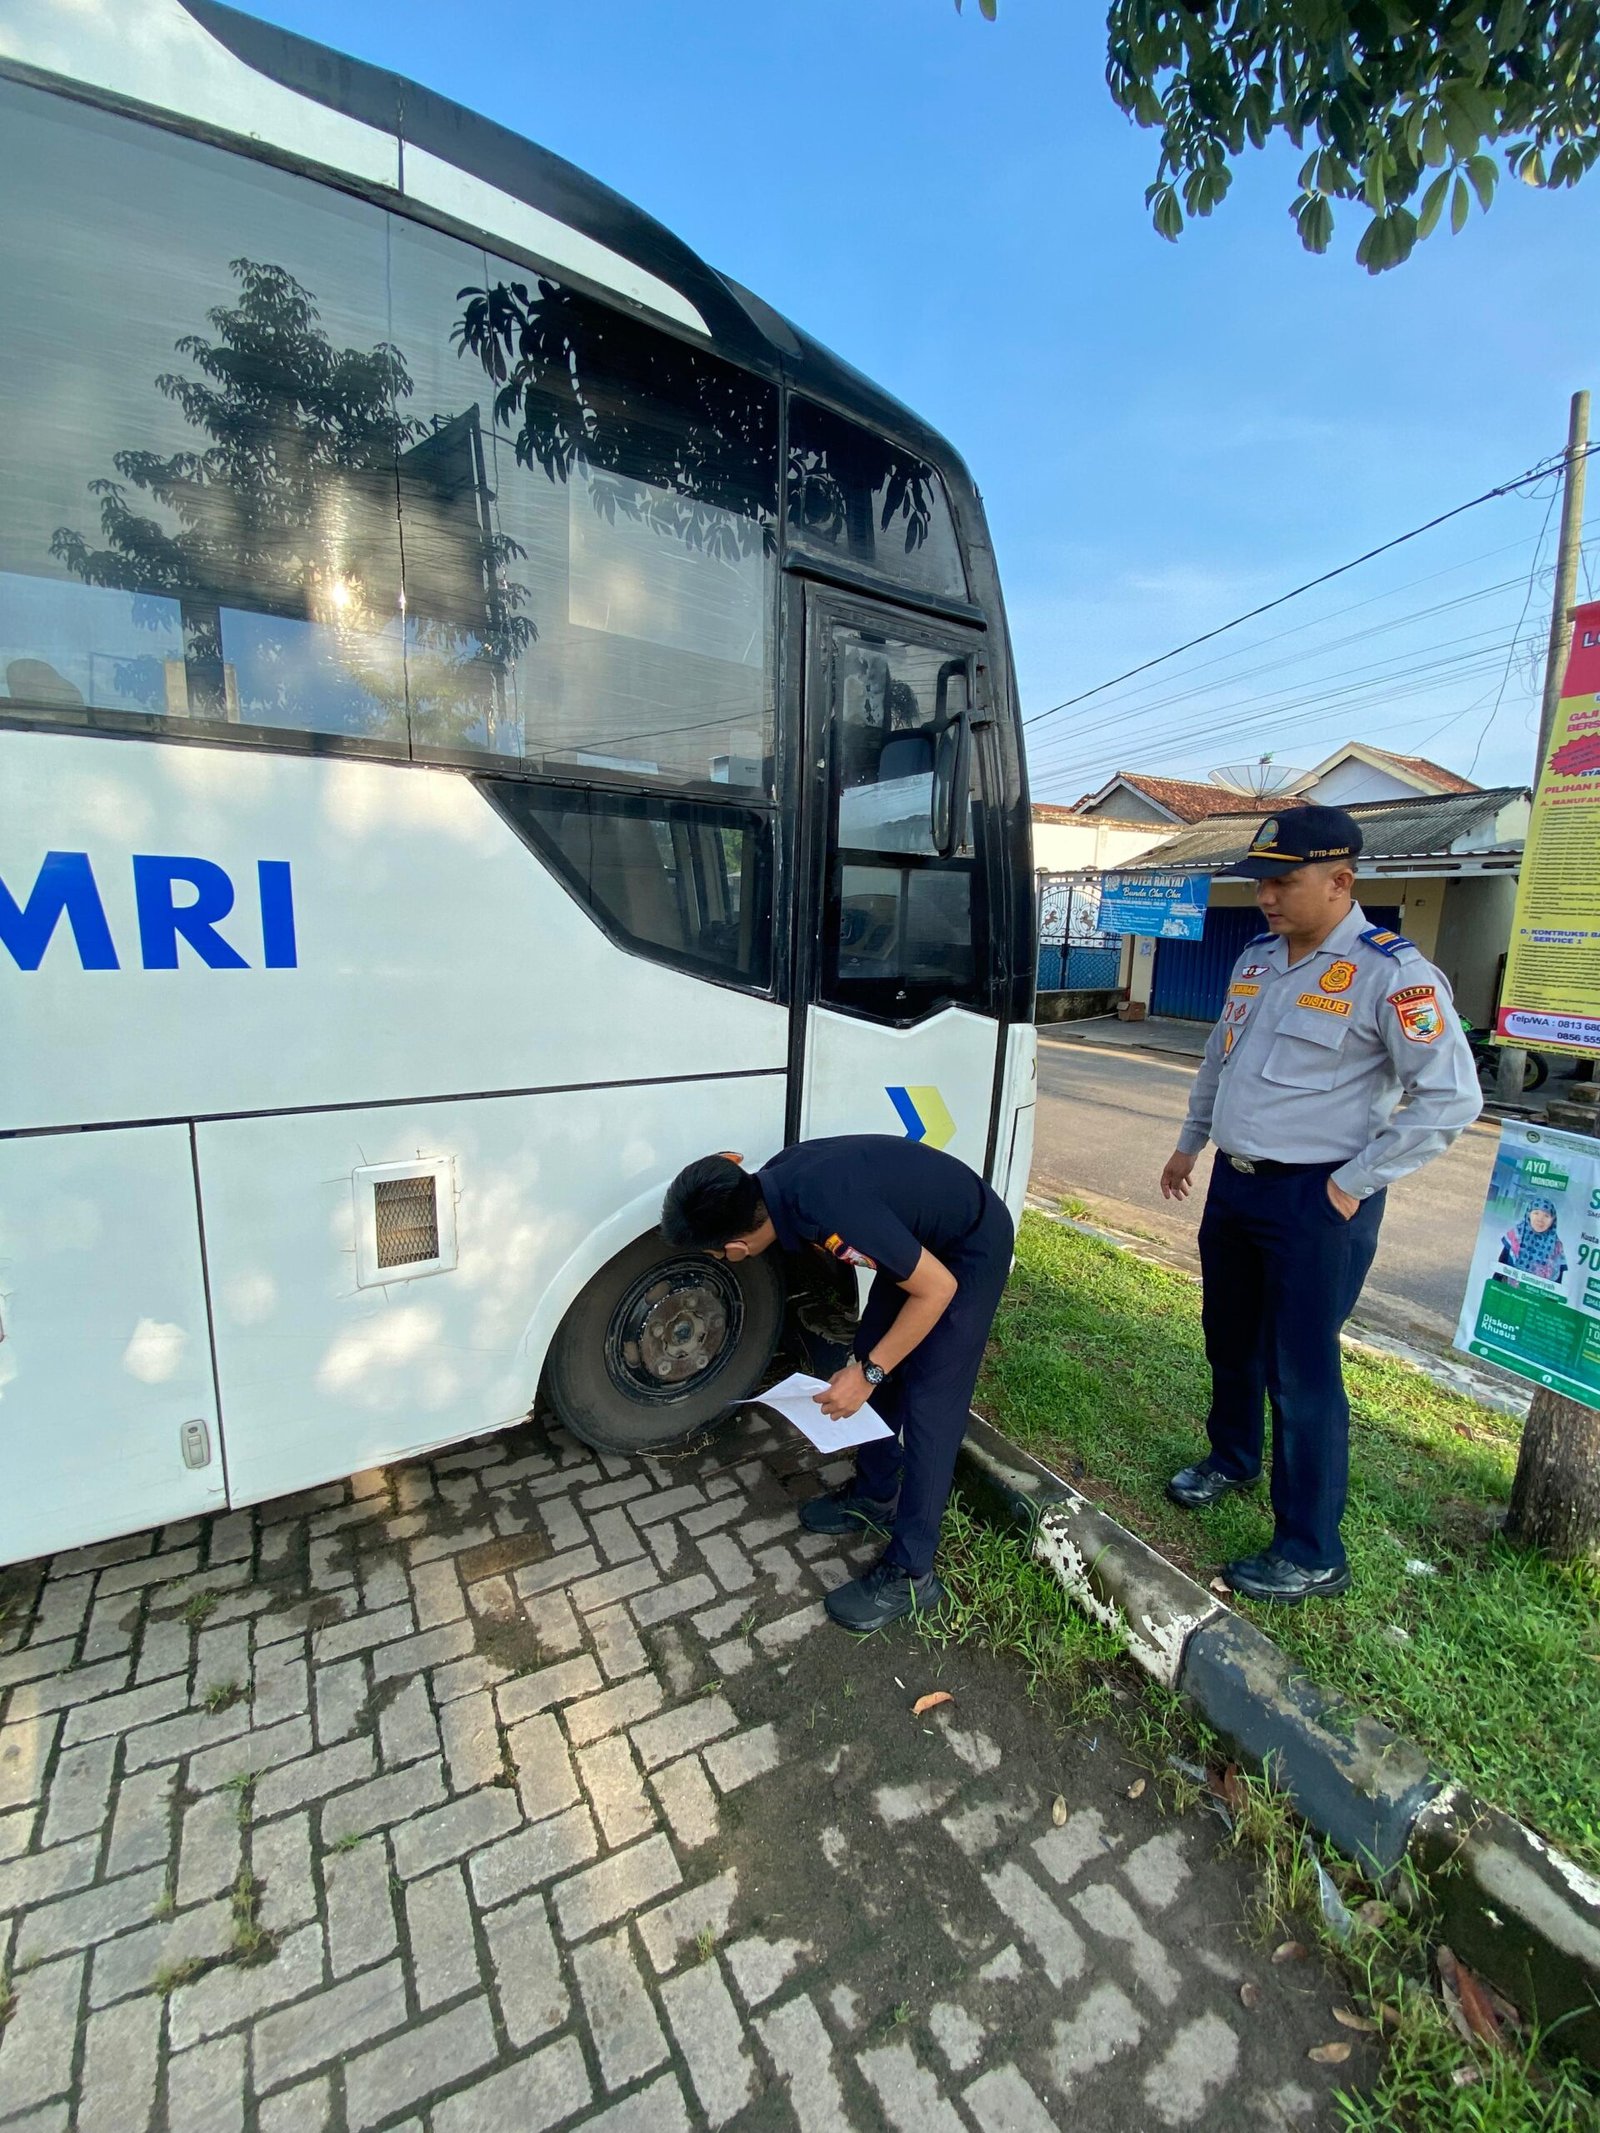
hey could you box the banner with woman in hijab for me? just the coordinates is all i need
[1455,1122,1600,1409]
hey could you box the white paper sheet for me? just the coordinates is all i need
[739,1370,894,1456]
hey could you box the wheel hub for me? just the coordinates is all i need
[606,1260,744,1404]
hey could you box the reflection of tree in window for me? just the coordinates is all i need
[455,277,776,567]
[784,400,967,600]
[51,259,532,742]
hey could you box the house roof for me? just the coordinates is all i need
[1304,742,1480,795]
[1111,788,1527,874]
[1074,771,1259,823]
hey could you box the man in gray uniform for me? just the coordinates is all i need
[1158,805,1481,1601]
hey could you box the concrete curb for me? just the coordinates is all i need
[955,1412,1600,2068]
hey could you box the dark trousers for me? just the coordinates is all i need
[1198,1160,1384,1571]
[850,1194,1015,1578]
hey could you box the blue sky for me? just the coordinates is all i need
[248,0,1600,801]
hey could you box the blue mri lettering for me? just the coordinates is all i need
[0,853,298,971]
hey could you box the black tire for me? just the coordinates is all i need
[545,1232,784,1455]
[1525,1052,1549,1091]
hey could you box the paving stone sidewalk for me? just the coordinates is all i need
[0,1410,1375,2132]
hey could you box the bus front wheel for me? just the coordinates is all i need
[545,1232,784,1454]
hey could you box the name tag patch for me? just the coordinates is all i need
[1320,960,1356,994]
[1229,982,1260,999]
[823,1232,877,1269]
[1295,993,1351,1017]
[1390,985,1444,1043]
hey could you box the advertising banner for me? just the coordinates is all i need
[1096,872,1209,940]
[1453,1120,1600,1411]
[1495,600,1600,1055]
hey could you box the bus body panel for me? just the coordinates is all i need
[996,1022,1038,1228]
[197,1075,785,1508]
[0,1125,226,1560]
[797,1006,1000,1179]
[0,731,787,1134]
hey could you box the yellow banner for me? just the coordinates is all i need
[1496,601,1600,1055]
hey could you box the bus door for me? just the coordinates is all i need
[794,592,1004,1174]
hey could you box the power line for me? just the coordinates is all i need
[1026,619,1540,779]
[1025,572,1542,764]
[1032,632,1544,790]
[1465,485,1560,780]
[1021,445,1596,733]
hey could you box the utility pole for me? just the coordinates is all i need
[1504,388,1600,1565]
[1496,391,1590,1106]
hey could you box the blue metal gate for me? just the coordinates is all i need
[1151,903,1401,1022]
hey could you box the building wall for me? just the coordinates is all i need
[1303,759,1429,806]
[1031,814,1170,871]
[1073,788,1179,827]
[1432,875,1518,1025]
[1206,874,1440,951]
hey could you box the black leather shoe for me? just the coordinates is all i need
[1224,1552,1352,1603]
[1166,1462,1259,1511]
[824,1559,947,1633]
[799,1484,897,1537]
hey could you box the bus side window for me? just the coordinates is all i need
[481,780,775,994]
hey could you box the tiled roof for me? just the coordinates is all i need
[1079,772,1260,822]
[1356,747,1480,795]
[1111,788,1527,872]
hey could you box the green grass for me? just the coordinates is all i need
[928,1496,1124,1706]
[978,1214,1600,1873]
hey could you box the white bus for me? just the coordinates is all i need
[0,0,1037,1565]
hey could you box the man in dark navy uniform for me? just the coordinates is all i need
[661,1137,1015,1632]
[1158,805,1480,1602]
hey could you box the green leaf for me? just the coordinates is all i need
[1466,153,1498,210]
[979,0,997,18]
[1151,184,1184,241]
[1451,171,1470,232]
[1292,191,1335,254]
[1417,169,1450,237]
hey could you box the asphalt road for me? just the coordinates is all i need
[1029,1032,1502,1344]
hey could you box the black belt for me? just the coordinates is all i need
[1219,1152,1330,1177]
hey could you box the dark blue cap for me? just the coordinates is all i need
[1234,804,1363,878]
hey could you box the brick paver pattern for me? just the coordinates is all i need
[0,1415,1321,2131]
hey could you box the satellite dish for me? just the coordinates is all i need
[1209,754,1309,802]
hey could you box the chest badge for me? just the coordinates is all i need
[1320,960,1356,994]
[1390,985,1444,1043]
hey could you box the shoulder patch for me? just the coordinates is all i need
[1359,926,1418,960]
[822,1232,877,1270]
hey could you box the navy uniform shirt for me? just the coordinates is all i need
[757,1136,990,1280]
[1177,902,1482,1197]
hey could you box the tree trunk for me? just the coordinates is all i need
[1504,1085,1600,1564]
[1506,1388,1600,1564]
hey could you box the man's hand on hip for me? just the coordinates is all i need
[1326,1178,1361,1221]
[1160,1150,1197,1201]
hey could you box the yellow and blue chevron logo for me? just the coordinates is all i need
[886,1084,955,1151]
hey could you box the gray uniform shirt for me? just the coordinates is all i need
[1176,902,1483,1198]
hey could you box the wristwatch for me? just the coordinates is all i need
[860,1361,887,1388]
